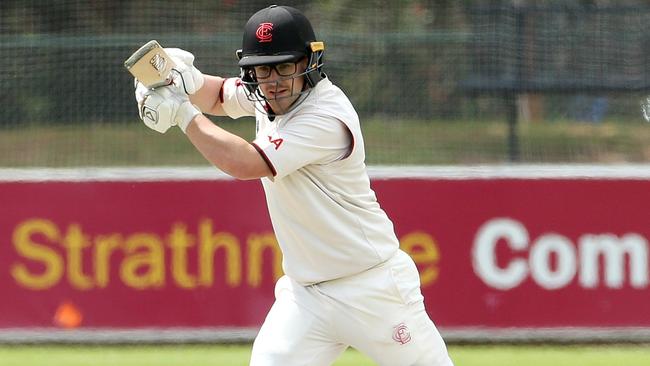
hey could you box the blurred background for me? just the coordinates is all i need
[2,1,650,365]
[1,0,649,167]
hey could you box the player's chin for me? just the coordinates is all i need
[268,97,295,114]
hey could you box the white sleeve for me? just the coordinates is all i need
[220,78,255,119]
[252,115,352,180]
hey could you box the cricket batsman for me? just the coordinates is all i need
[131,5,454,366]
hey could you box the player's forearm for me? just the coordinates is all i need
[185,114,272,180]
[189,75,227,116]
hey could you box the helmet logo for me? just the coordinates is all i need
[256,22,274,43]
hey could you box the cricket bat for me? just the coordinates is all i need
[124,40,176,88]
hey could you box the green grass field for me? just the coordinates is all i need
[2,118,650,167]
[1,344,649,366]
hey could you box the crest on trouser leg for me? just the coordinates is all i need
[392,323,412,345]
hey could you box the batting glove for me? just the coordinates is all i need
[166,48,204,95]
[134,79,148,112]
[140,86,201,134]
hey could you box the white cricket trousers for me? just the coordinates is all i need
[249,249,454,366]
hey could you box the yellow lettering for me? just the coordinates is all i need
[198,219,241,287]
[11,219,64,290]
[94,234,123,288]
[247,233,283,287]
[401,232,440,286]
[12,219,298,291]
[121,233,164,289]
[61,224,94,290]
[167,223,198,289]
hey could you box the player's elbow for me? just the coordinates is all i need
[217,155,272,181]
[221,165,267,181]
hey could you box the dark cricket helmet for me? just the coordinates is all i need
[237,5,325,88]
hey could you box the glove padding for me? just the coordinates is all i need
[133,47,203,133]
[140,86,200,133]
[135,79,148,116]
[166,48,204,95]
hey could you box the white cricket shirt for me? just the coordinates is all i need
[220,77,399,285]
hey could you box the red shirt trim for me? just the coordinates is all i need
[251,142,277,177]
[218,79,226,104]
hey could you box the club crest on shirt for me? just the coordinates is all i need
[392,323,412,345]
